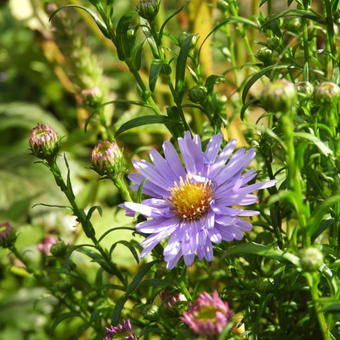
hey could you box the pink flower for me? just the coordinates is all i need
[180,290,232,335]
[104,319,136,340]
[37,236,57,255]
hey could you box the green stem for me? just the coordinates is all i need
[148,21,191,132]
[282,111,309,247]
[10,246,35,274]
[126,60,163,116]
[112,173,133,202]
[47,159,125,283]
[324,0,337,74]
[305,273,330,340]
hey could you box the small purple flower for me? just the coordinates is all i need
[29,124,59,159]
[37,236,57,255]
[104,319,136,340]
[180,290,232,336]
[120,132,276,269]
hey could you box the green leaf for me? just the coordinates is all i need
[132,39,146,70]
[115,115,177,136]
[205,75,225,93]
[242,64,295,104]
[85,206,102,227]
[159,4,186,39]
[323,304,340,313]
[198,16,259,59]
[175,34,195,101]
[307,195,340,236]
[110,240,139,264]
[312,219,334,242]
[264,9,324,25]
[149,59,163,92]
[126,261,157,295]
[116,12,136,60]
[294,132,333,156]
[223,243,300,265]
[111,296,128,324]
[50,312,80,332]
[49,5,110,39]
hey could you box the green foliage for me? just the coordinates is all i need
[0,0,339,339]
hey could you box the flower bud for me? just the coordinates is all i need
[136,0,160,21]
[261,79,297,112]
[50,241,67,257]
[37,235,57,255]
[299,247,323,272]
[296,81,314,99]
[285,18,301,32]
[255,47,272,65]
[314,81,340,105]
[188,85,208,104]
[29,124,59,160]
[91,141,126,176]
[178,32,198,49]
[160,288,186,309]
[81,87,103,107]
[0,222,16,248]
[267,37,281,50]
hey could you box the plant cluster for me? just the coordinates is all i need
[0,0,339,339]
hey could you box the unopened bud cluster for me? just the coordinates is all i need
[261,79,297,112]
[91,141,126,176]
[137,0,160,21]
[29,124,59,160]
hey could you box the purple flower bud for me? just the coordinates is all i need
[29,124,59,160]
[314,81,340,105]
[81,87,103,107]
[261,79,297,113]
[160,288,186,309]
[37,235,57,255]
[180,291,232,336]
[104,319,136,340]
[0,222,16,248]
[91,141,126,176]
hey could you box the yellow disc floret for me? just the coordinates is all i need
[169,178,213,221]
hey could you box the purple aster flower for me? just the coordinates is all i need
[180,290,232,336]
[120,132,276,269]
[104,319,136,340]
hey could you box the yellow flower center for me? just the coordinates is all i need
[196,306,219,321]
[169,178,213,221]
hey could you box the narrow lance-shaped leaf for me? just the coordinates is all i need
[115,115,177,136]
[49,5,110,39]
[175,34,195,102]
[149,59,163,92]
